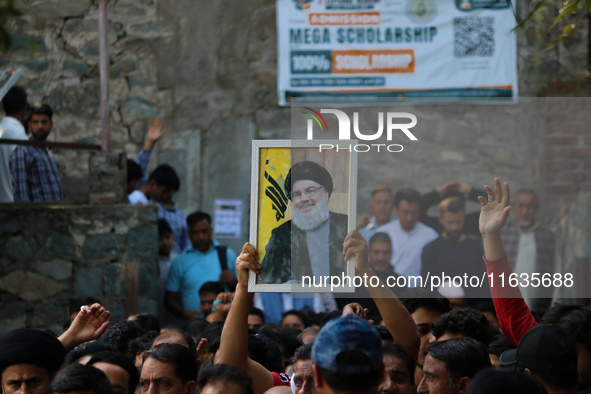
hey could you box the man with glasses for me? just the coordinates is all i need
[260,160,348,285]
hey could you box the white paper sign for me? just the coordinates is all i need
[214,199,243,239]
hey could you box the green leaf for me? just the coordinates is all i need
[513,0,549,31]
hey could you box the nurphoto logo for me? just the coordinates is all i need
[303,107,418,152]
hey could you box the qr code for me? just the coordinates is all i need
[453,17,495,58]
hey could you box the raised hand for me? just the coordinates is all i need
[236,243,260,287]
[144,118,166,150]
[342,303,369,319]
[343,230,370,272]
[478,178,512,236]
[59,303,110,351]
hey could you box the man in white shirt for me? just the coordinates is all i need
[500,189,555,311]
[375,188,438,278]
[0,86,28,202]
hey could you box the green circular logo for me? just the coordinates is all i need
[407,0,438,23]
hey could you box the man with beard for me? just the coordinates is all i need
[10,103,62,202]
[260,160,348,284]
[500,189,554,311]
[421,194,490,302]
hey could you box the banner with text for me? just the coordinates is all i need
[277,0,517,105]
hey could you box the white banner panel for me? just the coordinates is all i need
[277,0,517,105]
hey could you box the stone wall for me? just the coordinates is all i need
[0,204,158,334]
[55,149,127,204]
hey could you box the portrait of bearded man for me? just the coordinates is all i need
[259,160,349,285]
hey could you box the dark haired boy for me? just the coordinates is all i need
[10,103,62,202]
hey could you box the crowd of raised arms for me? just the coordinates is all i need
[1,87,589,394]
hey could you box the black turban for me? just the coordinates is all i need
[0,329,66,374]
[285,161,333,199]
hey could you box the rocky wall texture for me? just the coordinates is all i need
[54,149,127,204]
[0,204,158,334]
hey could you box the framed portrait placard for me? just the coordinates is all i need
[248,140,357,293]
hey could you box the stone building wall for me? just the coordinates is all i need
[0,204,158,334]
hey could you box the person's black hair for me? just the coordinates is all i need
[129,330,159,359]
[199,281,225,296]
[248,307,266,325]
[50,364,114,394]
[30,103,53,120]
[152,329,197,360]
[147,164,180,191]
[281,310,310,328]
[196,364,254,394]
[142,343,197,383]
[439,197,466,214]
[433,308,497,346]
[253,333,284,374]
[2,86,27,115]
[487,333,515,357]
[307,311,323,327]
[393,188,422,208]
[157,219,172,236]
[369,232,392,246]
[130,313,160,332]
[318,351,383,392]
[187,211,212,226]
[425,338,491,381]
[127,160,143,184]
[374,324,393,342]
[259,327,301,364]
[291,343,313,364]
[401,289,451,315]
[320,309,343,327]
[542,303,591,358]
[87,351,140,393]
[69,297,101,315]
[475,302,497,317]
[440,189,467,203]
[184,318,209,340]
[66,341,117,365]
[247,334,268,368]
[198,321,225,355]
[466,367,547,394]
[383,343,416,386]
[99,320,145,358]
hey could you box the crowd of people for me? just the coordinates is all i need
[1,86,590,394]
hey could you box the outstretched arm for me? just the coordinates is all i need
[478,178,537,345]
[58,303,110,352]
[136,118,166,187]
[343,230,420,361]
[214,243,274,394]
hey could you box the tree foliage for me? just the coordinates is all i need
[0,0,23,51]
[515,0,590,48]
